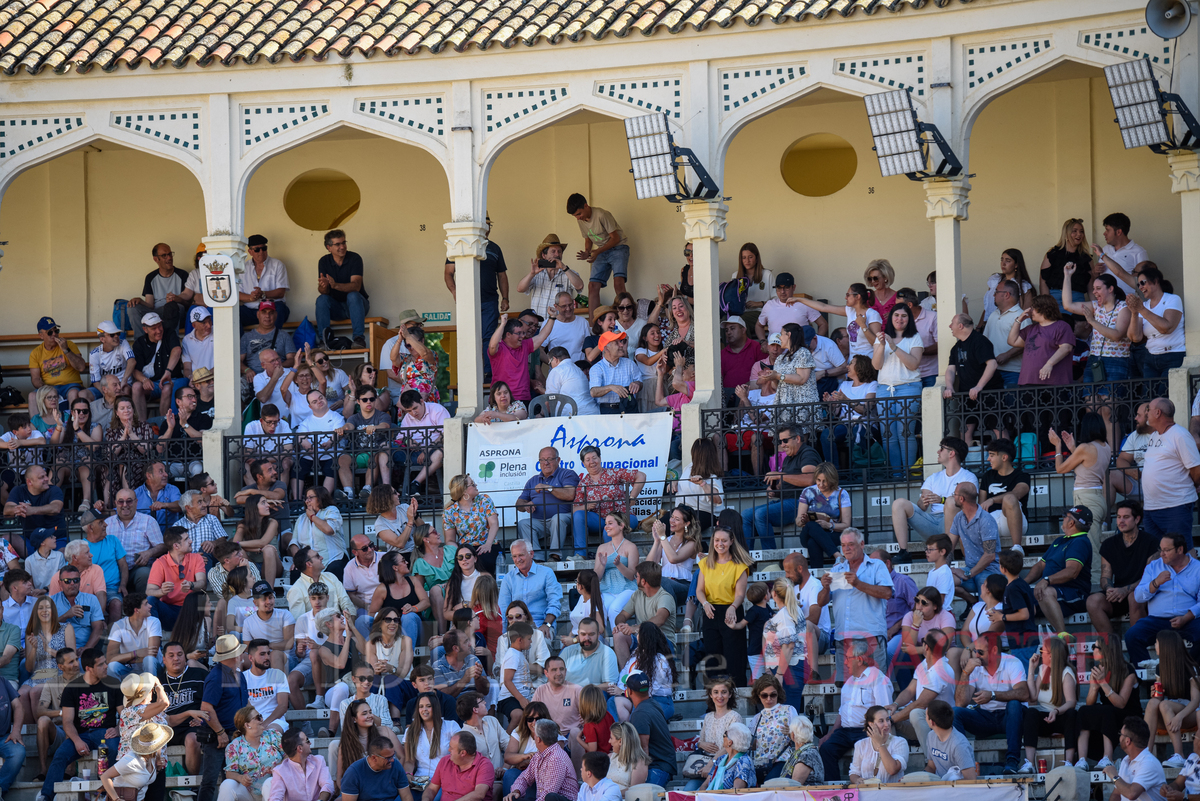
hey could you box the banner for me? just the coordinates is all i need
[464,413,674,525]
[670,783,1026,801]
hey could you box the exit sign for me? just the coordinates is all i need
[423,312,452,323]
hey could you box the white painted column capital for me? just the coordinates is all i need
[923,177,971,221]
[444,223,490,260]
[1169,150,1200,194]
[681,200,729,242]
[200,233,247,494]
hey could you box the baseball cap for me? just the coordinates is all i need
[258,300,276,312]
[29,527,58,550]
[1065,505,1094,530]
[774,272,795,288]
[724,316,747,329]
[80,509,108,527]
[252,580,274,597]
[597,331,627,349]
[37,316,58,332]
[768,333,783,346]
[625,672,650,693]
[189,307,212,323]
[141,312,163,327]
[97,321,121,335]
[519,308,545,323]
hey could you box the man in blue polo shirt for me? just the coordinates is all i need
[198,635,249,801]
[1126,531,1200,666]
[515,447,579,560]
[341,735,414,801]
[1022,505,1093,634]
[136,461,182,530]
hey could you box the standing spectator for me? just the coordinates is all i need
[1023,507,1093,634]
[980,439,1030,553]
[1086,501,1156,634]
[1110,402,1155,502]
[130,312,183,420]
[147,527,208,630]
[1038,218,1093,310]
[515,448,577,560]
[1127,264,1186,378]
[624,672,675,787]
[1022,636,1079,768]
[594,515,639,636]
[1093,212,1150,296]
[445,216,508,379]
[819,530,893,677]
[1010,296,1074,385]
[240,234,291,328]
[943,313,1001,444]
[1049,414,1111,588]
[764,323,818,428]
[567,194,628,319]
[199,635,250,801]
[982,279,1031,389]
[89,322,136,395]
[696,526,752,685]
[317,229,369,349]
[754,273,823,342]
[1102,717,1167,801]
[382,310,440,404]
[108,488,166,594]
[541,293,590,363]
[181,307,215,379]
[763,578,806,713]
[28,316,90,416]
[871,304,925,473]
[39,646,120,801]
[898,288,938,389]
[740,424,819,550]
[817,639,893,781]
[732,243,773,322]
[519,235,584,320]
[489,314,556,403]
[1064,267,1132,391]
[1141,398,1200,551]
[865,260,899,319]
[129,243,189,338]
[1126,532,1200,666]
[949,483,1000,604]
[890,437,977,561]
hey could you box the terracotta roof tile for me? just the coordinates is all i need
[0,0,972,73]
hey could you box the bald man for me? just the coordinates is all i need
[343,533,383,639]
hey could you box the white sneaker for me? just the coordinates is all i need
[306,696,326,710]
[1096,757,1114,770]
[1018,760,1034,774]
[680,619,692,633]
[1164,754,1187,769]
[1074,758,1089,770]
[1012,544,1025,555]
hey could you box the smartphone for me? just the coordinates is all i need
[538,258,555,270]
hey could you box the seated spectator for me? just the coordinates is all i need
[890,436,976,562]
[130,312,182,420]
[1103,716,1168,801]
[241,303,297,384]
[160,384,204,480]
[243,581,295,671]
[435,627,486,697]
[178,488,228,565]
[1086,501,1156,634]
[1126,532,1200,667]
[147,526,207,630]
[180,306,214,380]
[50,563,105,652]
[847,705,907,784]
[297,390,347,494]
[342,533,381,634]
[381,310,440,404]
[49,538,108,607]
[240,234,291,328]
[1127,264,1185,378]
[891,584,955,684]
[208,540,263,600]
[1141,397,1200,551]
[285,546,356,622]
[515,447,577,561]
[545,347,600,417]
[33,646,78,779]
[89,321,136,396]
[888,630,954,761]
[613,563,676,667]
[426,729,494,801]
[1076,635,1137,770]
[1009,296,1074,386]
[106,592,162,679]
[623,671,675,787]
[818,639,893,781]
[943,313,1001,444]
[317,228,370,349]
[342,385,394,500]
[270,726,333,801]
[253,349,294,422]
[476,381,530,426]
[741,424,819,550]
[340,734,412,801]
[241,411,295,493]
[571,446,646,558]
[4,464,65,555]
[491,314,556,403]
[506,717,578,801]
[953,631,1029,775]
[39,645,122,801]
[795,463,851,570]
[979,438,1030,553]
[0,414,46,505]
[79,508,127,621]
[924,700,977,779]
[28,316,90,418]
[1024,505,1093,633]
[1023,635,1079,767]
[696,722,755,791]
[397,389,449,498]
[1146,629,1200,769]
[304,347,351,414]
[90,374,122,430]
[1110,402,1154,502]
[589,332,641,416]
[2,568,35,638]
[25,527,65,594]
[577,751,621,801]
[128,244,189,337]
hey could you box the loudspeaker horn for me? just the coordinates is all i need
[1147,0,1193,40]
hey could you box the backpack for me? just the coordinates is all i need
[718,278,747,316]
[292,316,318,351]
[112,299,130,335]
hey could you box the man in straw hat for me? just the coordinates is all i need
[39,646,122,801]
[444,214,508,381]
[198,634,249,801]
[517,234,584,322]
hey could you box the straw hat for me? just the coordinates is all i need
[535,234,568,260]
[120,672,157,702]
[130,722,174,755]
[213,634,246,662]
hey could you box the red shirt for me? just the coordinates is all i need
[475,608,503,658]
[431,751,495,801]
[720,339,765,388]
[490,338,536,401]
[582,712,614,752]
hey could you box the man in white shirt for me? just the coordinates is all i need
[807,332,848,397]
[544,347,600,416]
[1111,402,1155,501]
[1141,398,1200,551]
[890,436,978,561]
[244,638,291,731]
[817,638,893,780]
[1104,716,1167,801]
[540,292,589,362]
[953,631,1030,774]
[578,752,623,801]
[982,280,1029,388]
[89,322,136,393]
[181,307,215,379]
[888,630,955,761]
[1092,212,1150,296]
[253,349,293,420]
[243,580,296,671]
[297,390,347,493]
[783,552,830,655]
[240,234,292,328]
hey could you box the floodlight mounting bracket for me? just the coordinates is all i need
[627,111,721,203]
[1146,93,1200,153]
[899,122,963,182]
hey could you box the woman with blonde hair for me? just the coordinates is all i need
[366,486,417,554]
[607,720,650,790]
[796,462,853,569]
[865,259,898,319]
[117,673,170,759]
[764,578,806,713]
[304,346,350,413]
[1023,635,1079,769]
[662,295,694,357]
[696,525,752,685]
[471,572,502,660]
[1040,217,1094,310]
[781,715,824,784]
[594,512,640,633]
[443,474,500,574]
[280,364,316,428]
[217,705,284,801]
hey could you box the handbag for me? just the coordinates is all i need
[1089,356,1107,383]
[682,752,713,779]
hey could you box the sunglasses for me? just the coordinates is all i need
[62,577,80,584]
[760,692,778,699]
[360,395,377,402]
[915,598,931,606]
[457,553,474,562]
[617,304,635,311]
[116,499,135,505]
[250,246,267,252]
[382,616,400,623]
[357,543,375,552]
[777,436,792,444]
[354,675,373,682]
[314,358,329,366]
[973,650,987,658]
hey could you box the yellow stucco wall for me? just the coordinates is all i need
[0,71,1183,359]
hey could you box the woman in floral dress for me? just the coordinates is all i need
[219,705,285,801]
[442,475,500,574]
[117,673,170,760]
[758,323,816,426]
[747,673,793,782]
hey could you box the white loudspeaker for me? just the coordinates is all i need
[1147,0,1193,40]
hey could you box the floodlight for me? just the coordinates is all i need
[863,89,962,181]
[1103,57,1200,153]
[624,112,720,203]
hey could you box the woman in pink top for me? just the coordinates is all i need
[897,587,956,678]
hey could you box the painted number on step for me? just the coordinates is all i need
[894,564,912,574]
[1032,485,1049,496]
[870,496,891,506]
[1025,535,1045,546]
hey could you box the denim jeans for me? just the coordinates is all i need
[108,656,163,680]
[315,291,370,340]
[661,576,691,606]
[1126,615,1200,666]
[517,514,571,557]
[1144,502,1196,552]
[43,727,119,799]
[149,596,182,630]
[741,498,799,550]
[589,244,630,287]
[998,370,1020,388]
[503,767,534,800]
[1142,350,1185,378]
[798,521,839,568]
[0,735,25,794]
[952,701,1024,767]
[779,660,806,715]
[877,381,923,476]
[818,725,865,780]
[819,424,848,464]
[646,767,672,788]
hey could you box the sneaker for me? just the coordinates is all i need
[1074,758,1089,770]
[409,480,424,498]
[78,501,91,513]
[892,550,913,565]
[306,696,327,710]
[1012,543,1025,555]
[317,727,330,738]
[1163,754,1187,769]
[680,619,693,633]
[1002,766,1018,775]
[1096,757,1114,770]
[352,336,367,349]
[1018,760,1034,774]
[359,485,372,501]
[333,488,350,503]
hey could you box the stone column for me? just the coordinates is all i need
[679,200,727,470]
[442,222,489,482]
[922,177,970,473]
[1167,151,1200,414]
[200,233,247,494]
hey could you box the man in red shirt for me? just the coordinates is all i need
[426,731,495,801]
[146,526,207,629]
[719,316,764,404]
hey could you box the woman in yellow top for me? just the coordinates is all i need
[696,525,752,686]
